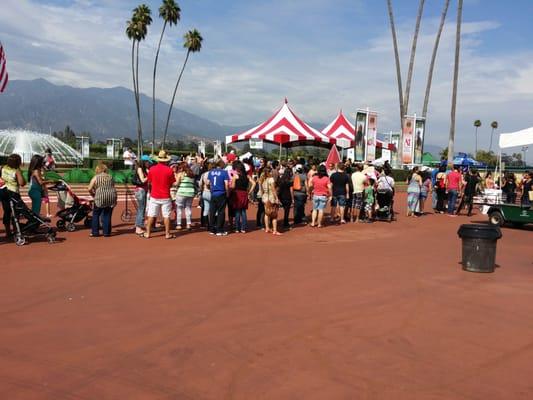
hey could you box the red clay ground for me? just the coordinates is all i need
[1,193,532,399]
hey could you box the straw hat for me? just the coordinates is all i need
[155,150,171,162]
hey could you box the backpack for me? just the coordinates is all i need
[435,174,446,189]
[293,174,302,191]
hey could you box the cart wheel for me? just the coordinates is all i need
[121,209,133,222]
[56,220,66,230]
[84,217,92,228]
[66,222,76,232]
[489,211,504,226]
[15,236,26,246]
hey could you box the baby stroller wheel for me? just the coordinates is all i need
[15,235,26,246]
[66,222,76,232]
[56,220,66,230]
[46,233,56,244]
[84,217,92,228]
[121,209,133,222]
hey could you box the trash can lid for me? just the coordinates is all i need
[457,224,502,240]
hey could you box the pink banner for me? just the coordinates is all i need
[402,117,414,164]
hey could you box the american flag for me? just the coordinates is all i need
[0,42,8,93]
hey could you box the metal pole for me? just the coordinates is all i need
[279,142,282,160]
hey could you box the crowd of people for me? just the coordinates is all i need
[0,147,532,241]
[128,150,397,239]
[404,163,532,218]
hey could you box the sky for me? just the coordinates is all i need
[1,0,533,158]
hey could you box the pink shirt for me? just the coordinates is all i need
[312,175,330,196]
[447,171,462,190]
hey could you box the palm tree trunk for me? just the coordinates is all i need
[131,40,141,158]
[447,0,463,168]
[489,128,495,153]
[152,21,168,155]
[135,41,143,157]
[163,50,191,149]
[475,126,478,157]
[422,0,449,118]
[403,0,425,116]
[386,0,404,128]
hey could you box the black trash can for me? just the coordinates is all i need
[457,224,502,273]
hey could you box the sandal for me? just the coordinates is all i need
[272,231,283,236]
[140,233,150,239]
[165,234,176,240]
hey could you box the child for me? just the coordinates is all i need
[363,178,375,223]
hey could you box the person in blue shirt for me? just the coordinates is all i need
[207,160,230,236]
[430,167,439,210]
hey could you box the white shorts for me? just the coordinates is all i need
[147,198,172,218]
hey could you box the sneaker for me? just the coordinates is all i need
[209,231,216,235]
[240,230,246,234]
[216,232,228,236]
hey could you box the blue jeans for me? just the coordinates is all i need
[293,194,307,224]
[134,188,146,228]
[234,209,247,231]
[202,190,211,217]
[447,189,458,214]
[92,206,113,236]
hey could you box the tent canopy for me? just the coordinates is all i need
[499,127,533,149]
[321,110,396,151]
[452,152,486,168]
[226,99,332,148]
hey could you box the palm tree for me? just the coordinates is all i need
[422,0,450,118]
[162,29,203,148]
[403,0,426,116]
[473,120,481,157]
[489,120,498,153]
[447,0,463,168]
[126,4,152,157]
[386,0,404,128]
[152,0,180,154]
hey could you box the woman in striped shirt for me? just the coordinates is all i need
[175,162,196,230]
[88,163,117,237]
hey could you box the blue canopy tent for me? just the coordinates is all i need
[452,152,486,168]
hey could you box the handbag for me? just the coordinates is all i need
[528,191,533,202]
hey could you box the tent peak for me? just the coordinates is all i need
[284,97,288,104]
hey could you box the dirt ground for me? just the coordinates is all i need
[1,193,532,399]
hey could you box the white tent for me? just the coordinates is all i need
[497,127,533,185]
[499,127,533,149]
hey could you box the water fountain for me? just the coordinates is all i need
[0,129,83,165]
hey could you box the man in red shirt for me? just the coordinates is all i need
[144,150,176,239]
[446,165,462,216]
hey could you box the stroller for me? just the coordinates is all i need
[7,192,56,246]
[48,181,93,232]
[375,189,394,222]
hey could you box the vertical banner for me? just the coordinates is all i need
[213,140,222,157]
[366,112,378,162]
[354,111,367,161]
[106,139,114,159]
[413,118,425,164]
[198,140,206,156]
[390,132,401,168]
[381,149,391,162]
[402,116,415,164]
[346,148,355,162]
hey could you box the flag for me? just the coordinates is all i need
[0,42,8,93]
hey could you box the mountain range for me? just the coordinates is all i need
[0,79,242,142]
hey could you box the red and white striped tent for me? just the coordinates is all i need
[322,110,397,151]
[225,99,333,148]
[321,110,355,149]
